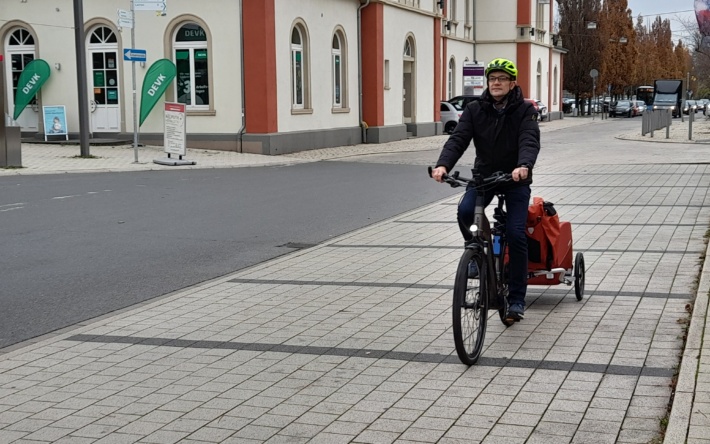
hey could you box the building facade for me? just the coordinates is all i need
[0,0,563,155]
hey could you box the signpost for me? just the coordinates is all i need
[590,69,598,119]
[119,0,167,164]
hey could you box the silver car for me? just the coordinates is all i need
[441,101,462,134]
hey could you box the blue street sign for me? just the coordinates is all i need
[123,49,147,62]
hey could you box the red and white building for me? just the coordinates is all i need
[0,0,563,154]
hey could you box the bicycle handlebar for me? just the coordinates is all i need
[428,166,513,189]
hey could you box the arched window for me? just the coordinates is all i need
[404,39,413,59]
[7,28,36,109]
[553,66,559,105]
[332,32,342,108]
[173,23,210,109]
[89,26,117,44]
[291,24,310,109]
[448,57,455,99]
[88,26,119,109]
[536,60,542,100]
[5,27,38,130]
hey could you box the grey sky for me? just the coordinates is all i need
[626,0,695,41]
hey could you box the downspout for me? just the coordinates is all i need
[237,0,246,152]
[472,0,476,62]
[357,0,370,144]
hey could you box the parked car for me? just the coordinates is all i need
[609,100,639,118]
[447,95,480,110]
[524,98,541,121]
[695,99,706,113]
[683,100,698,115]
[535,100,548,121]
[634,100,646,115]
[440,101,462,134]
[562,98,576,114]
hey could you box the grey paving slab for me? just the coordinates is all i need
[2,117,710,442]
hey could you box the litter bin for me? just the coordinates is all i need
[572,108,579,117]
[0,126,22,168]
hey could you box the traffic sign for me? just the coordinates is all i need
[118,18,134,28]
[123,49,147,62]
[134,1,166,12]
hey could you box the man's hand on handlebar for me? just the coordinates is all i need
[432,166,448,183]
[512,166,529,182]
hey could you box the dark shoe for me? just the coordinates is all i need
[506,303,525,322]
[468,261,479,278]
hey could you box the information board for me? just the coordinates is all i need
[163,102,186,156]
[463,62,486,96]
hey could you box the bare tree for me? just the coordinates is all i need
[558,0,602,112]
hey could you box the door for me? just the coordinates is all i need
[5,28,38,131]
[87,27,120,132]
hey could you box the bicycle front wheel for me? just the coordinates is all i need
[452,248,488,365]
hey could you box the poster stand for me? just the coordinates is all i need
[42,105,69,142]
[153,102,195,166]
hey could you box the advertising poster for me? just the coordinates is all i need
[164,102,186,156]
[462,63,485,96]
[43,105,68,141]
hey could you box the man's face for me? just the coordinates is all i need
[487,70,515,100]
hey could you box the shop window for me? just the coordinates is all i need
[173,23,210,109]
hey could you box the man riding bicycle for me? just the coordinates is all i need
[431,58,540,322]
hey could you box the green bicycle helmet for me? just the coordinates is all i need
[485,58,518,79]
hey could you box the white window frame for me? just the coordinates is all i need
[289,22,310,111]
[332,33,342,108]
[173,24,210,111]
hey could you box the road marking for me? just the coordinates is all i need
[52,195,82,200]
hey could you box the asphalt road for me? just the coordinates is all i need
[0,160,460,349]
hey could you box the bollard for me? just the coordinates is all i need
[689,109,694,141]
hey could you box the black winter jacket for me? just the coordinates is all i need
[436,86,540,187]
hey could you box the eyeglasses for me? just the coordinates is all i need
[488,76,512,83]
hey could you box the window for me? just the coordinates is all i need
[290,24,310,110]
[553,66,558,104]
[448,58,455,99]
[8,28,36,109]
[331,30,347,110]
[173,23,209,109]
[384,59,390,89]
[404,39,413,59]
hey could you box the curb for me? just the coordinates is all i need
[664,238,710,443]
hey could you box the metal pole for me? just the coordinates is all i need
[131,0,139,163]
[689,107,693,140]
[0,55,7,164]
[73,0,90,156]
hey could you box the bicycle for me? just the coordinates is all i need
[429,167,585,365]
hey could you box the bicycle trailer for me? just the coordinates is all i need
[525,197,585,299]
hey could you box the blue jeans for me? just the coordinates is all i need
[457,185,531,306]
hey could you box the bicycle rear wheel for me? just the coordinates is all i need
[452,248,488,365]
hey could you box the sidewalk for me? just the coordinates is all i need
[0,116,708,443]
[0,117,593,176]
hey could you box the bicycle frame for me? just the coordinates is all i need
[467,192,507,308]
